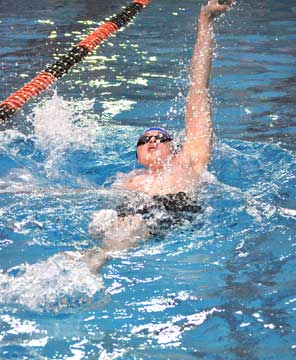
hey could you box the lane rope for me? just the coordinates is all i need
[0,0,152,128]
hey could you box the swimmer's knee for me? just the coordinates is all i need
[88,208,152,253]
[88,209,118,238]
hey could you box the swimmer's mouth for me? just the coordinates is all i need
[148,145,157,151]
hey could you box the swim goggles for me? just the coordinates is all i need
[136,132,173,147]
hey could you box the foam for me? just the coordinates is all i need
[0,252,104,313]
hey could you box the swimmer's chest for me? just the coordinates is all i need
[123,165,198,195]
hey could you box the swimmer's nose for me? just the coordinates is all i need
[148,136,157,144]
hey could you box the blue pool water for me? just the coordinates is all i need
[0,0,296,358]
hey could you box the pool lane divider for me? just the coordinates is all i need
[0,0,152,128]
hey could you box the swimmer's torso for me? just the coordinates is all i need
[114,156,201,196]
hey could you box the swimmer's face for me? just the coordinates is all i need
[136,130,172,169]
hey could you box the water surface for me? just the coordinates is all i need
[0,0,295,359]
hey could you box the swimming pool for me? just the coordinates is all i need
[0,0,295,358]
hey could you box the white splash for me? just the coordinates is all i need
[0,167,38,193]
[32,92,98,177]
[0,252,104,313]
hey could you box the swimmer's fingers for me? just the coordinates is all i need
[204,0,235,19]
[209,0,235,7]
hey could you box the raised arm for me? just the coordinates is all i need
[182,0,234,175]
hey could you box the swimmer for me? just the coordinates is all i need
[82,0,235,273]
[119,0,235,196]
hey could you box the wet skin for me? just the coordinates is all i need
[118,130,207,196]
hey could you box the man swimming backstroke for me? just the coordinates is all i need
[81,0,235,272]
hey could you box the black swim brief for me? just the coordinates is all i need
[116,192,202,234]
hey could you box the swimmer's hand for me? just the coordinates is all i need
[202,0,235,20]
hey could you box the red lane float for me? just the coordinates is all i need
[0,0,152,128]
